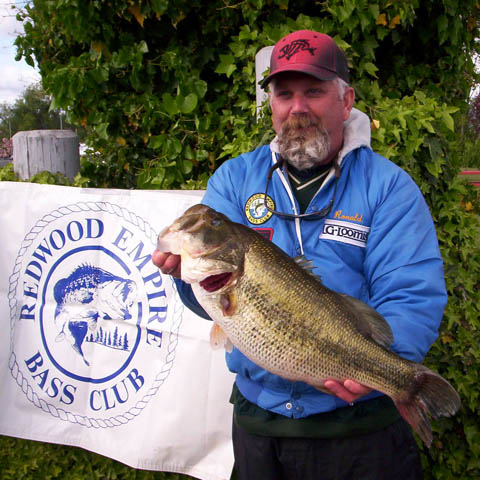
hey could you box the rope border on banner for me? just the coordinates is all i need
[8,201,184,428]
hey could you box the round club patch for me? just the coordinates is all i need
[245,194,275,225]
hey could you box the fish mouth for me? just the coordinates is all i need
[199,272,233,293]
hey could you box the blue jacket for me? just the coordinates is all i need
[176,108,447,418]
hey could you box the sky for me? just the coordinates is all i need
[0,0,40,105]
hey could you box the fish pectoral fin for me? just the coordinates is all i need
[339,294,394,348]
[209,322,232,352]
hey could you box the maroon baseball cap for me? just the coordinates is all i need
[261,30,349,88]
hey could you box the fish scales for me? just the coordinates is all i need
[223,231,414,396]
[158,204,460,447]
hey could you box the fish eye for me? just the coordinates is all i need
[211,218,223,227]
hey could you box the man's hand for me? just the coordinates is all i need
[323,379,372,404]
[152,250,181,278]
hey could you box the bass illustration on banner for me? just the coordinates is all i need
[53,264,137,367]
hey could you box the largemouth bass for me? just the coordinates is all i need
[157,204,460,447]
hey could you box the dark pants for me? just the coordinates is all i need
[232,418,423,480]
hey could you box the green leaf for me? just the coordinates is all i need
[161,93,179,116]
[420,119,435,134]
[215,54,237,78]
[184,144,194,160]
[49,96,60,112]
[193,79,208,99]
[96,122,109,140]
[25,54,34,67]
[148,134,166,149]
[441,111,454,131]
[425,160,442,177]
[151,168,166,185]
[337,4,354,23]
[138,40,148,54]
[181,159,193,175]
[368,4,380,19]
[358,12,371,31]
[363,62,378,78]
[178,93,198,114]
[166,136,182,156]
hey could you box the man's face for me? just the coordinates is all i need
[270,72,354,167]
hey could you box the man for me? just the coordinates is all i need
[153,30,447,479]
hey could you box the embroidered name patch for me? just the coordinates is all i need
[320,219,370,248]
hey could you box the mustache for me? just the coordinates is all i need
[279,115,323,138]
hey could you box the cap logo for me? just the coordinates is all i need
[279,39,316,60]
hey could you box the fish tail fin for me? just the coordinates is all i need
[394,365,461,448]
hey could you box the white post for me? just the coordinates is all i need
[12,130,80,181]
[255,45,274,115]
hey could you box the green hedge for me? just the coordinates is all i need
[0,436,196,480]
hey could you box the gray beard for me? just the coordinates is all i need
[277,126,331,170]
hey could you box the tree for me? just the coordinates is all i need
[8,1,480,478]
[0,84,86,140]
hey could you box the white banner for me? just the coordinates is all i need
[0,182,235,480]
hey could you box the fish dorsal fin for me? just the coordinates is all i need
[339,294,394,348]
[293,255,319,279]
[210,322,233,352]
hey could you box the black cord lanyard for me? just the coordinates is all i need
[263,155,340,220]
